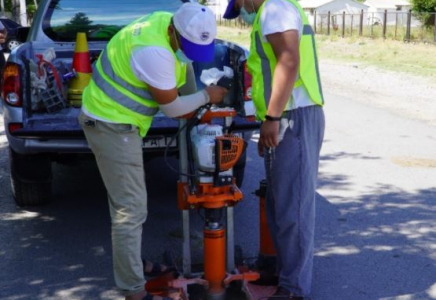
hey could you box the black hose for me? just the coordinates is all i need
[163,104,211,178]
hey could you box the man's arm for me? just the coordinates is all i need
[148,83,227,118]
[131,47,227,117]
[258,29,300,153]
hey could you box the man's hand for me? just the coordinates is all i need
[205,85,228,104]
[258,120,280,156]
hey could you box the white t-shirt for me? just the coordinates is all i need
[260,0,314,110]
[131,46,177,90]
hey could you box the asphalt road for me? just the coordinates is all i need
[0,90,435,300]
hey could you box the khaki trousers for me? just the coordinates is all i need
[79,111,147,296]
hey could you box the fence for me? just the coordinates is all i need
[216,14,252,29]
[314,10,436,43]
[216,11,436,43]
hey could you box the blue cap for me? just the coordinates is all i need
[223,0,240,20]
[180,35,215,62]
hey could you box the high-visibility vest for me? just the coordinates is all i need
[82,12,187,137]
[247,0,324,121]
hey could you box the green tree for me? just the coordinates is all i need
[64,12,93,33]
[1,0,42,24]
[411,0,436,26]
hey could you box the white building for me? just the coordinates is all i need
[299,0,369,27]
[363,0,414,26]
[205,0,230,17]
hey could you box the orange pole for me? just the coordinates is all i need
[258,180,276,256]
[204,228,226,297]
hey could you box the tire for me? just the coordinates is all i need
[9,147,52,206]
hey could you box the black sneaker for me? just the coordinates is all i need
[251,270,279,286]
[267,286,304,300]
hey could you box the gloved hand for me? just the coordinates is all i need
[205,85,228,104]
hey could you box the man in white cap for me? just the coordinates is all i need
[224,0,325,300]
[79,3,227,300]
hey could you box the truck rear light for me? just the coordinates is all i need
[2,63,22,107]
[242,61,256,122]
[8,123,23,133]
[242,61,252,101]
[245,116,256,122]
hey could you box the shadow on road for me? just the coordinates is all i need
[313,187,436,300]
[0,142,435,300]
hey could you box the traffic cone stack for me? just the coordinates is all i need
[68,32,92,106]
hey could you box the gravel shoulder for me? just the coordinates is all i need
[320,59,436,126]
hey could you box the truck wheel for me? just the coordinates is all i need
[9,147,52,206]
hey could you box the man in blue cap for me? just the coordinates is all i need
[224,0,325,299]
[79,3,228,300]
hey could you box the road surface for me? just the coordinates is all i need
[0,61,435,300]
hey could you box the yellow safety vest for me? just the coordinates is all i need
[247,0,324,121]
[82,12,187,137]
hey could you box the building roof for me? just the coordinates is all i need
[299,0,335,9]
[299,0,368,9]
[363,0,411,9]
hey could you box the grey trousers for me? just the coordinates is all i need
[264,105,325,297]
[79,111,147,296]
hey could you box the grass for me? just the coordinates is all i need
[217,26,251,48]
[217,25,436,79]
[316,36,436,78]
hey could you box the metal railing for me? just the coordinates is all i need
[216,11,436,43]
[216,14,251,29]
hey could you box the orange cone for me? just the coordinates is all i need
[68,32,92,106]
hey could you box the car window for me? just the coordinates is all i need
[43,0,193,42]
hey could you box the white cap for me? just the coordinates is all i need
[173,3,217,62]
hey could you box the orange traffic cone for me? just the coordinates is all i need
[256,180,277,273]
[68,32,92,106]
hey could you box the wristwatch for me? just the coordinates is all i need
[264,115,281,122]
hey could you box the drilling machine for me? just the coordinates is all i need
[145,104,259,300]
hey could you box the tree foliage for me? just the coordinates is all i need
[64,12,94,33]
[411,0,436,25]
[3,0,40,12]
[412,0,436,12]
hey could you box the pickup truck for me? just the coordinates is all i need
[1,0,258,206]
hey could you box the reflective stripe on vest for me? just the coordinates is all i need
[92,68,159,117]
[100,50,153,100]
[254,24,314,108]
[92,51,158,116]
[303,25,324,103]
[254,33,272,109]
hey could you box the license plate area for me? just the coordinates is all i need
[143,136,177,149]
